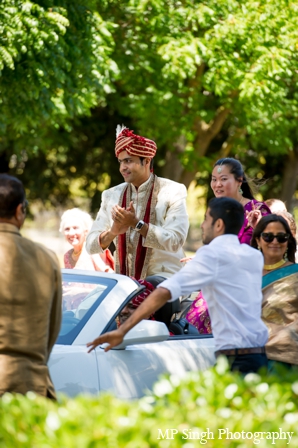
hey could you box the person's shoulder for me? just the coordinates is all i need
[239,241,263,261]
[193,243,217,265]
[210,234,238,246]
[102,182,127,197]
[211,235,260,254]
[157,176,185,188]
[23,238,60,267]
[156,177,187,193]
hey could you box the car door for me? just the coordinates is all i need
[95,331,215,399]
[49,270,146,397]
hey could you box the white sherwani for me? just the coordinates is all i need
[86,175,189,279]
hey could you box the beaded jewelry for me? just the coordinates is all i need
[263,259,286,270]
[217,159,226,173]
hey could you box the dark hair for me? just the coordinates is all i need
[251,214,297,263]
[0,174,26,218]
[140,157,154,170]
[208,197,244,235]
[213,158,254,200]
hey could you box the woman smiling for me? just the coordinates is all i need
[185,158,271,332]
[211,158,271,244]
[251,214,296,274]
[251,214,297,371]
[60,208,114,272]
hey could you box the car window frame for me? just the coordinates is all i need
[58,273,118,345]
[102,283,215,341]
[101,283,147,334]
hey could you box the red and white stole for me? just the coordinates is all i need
[116,175,158,279]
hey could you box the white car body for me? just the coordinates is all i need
[49,269,216,399]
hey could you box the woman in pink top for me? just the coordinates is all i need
[185,158,271,333]
[211,158,271,244]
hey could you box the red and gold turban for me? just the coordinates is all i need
[131,279,155,308]
[117,279,156,327]
[115,125,157,158]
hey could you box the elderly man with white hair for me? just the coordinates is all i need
[60,208,114,272]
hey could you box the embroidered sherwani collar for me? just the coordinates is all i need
[116,174,159,278]
[129,174,153,194]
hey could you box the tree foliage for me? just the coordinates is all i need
[2,0,298,209]
[16,108,127,211]
[0,0,117,134]
[99,0,298,203]
[1,362,298,447]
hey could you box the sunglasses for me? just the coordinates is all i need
[261,232,290,243]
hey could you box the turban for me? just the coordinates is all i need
[131,279,155,308]
[115,125,157,158]
[117,279,155,328]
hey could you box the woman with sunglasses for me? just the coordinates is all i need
[251,214,297,370]
[251,214,296,274]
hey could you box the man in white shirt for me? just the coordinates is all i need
[86,125,189,280]
[87,197,268,374]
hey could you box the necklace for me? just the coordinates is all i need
[239,196,248,206]
[72,248,82,259]
[264,259,286,270]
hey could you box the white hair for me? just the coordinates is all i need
[265,198,287,214]
[59,208,93,232]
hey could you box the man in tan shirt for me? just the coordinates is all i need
[0,174,62,398]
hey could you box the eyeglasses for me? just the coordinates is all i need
[22,199,29,213]
[261,232,290,243]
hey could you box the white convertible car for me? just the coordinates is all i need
[49,269,216,399]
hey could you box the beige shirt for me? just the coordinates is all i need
[0,223,62,397]
[86,175,189,279]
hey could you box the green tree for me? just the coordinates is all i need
[3,0,298,210]
[0,0,117,152]
[99,0,298,207]
[15,108,127,212]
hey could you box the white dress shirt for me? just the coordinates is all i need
[86,175,189,278]
[159,234,268,351]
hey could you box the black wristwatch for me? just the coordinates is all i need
[135,220,145,231]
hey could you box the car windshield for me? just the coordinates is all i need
[57,272,117,345]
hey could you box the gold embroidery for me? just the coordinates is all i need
[140,175,159,278]
[116,175,158,278]
[145,231,165,250]
[89,236,102,255]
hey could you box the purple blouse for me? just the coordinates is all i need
[238,199,271,245]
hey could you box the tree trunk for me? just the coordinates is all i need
[0,151,9,173]
[181,107,230,187]
[162,135,186,182]
[280,146,298,211]
[161,107,230,189]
